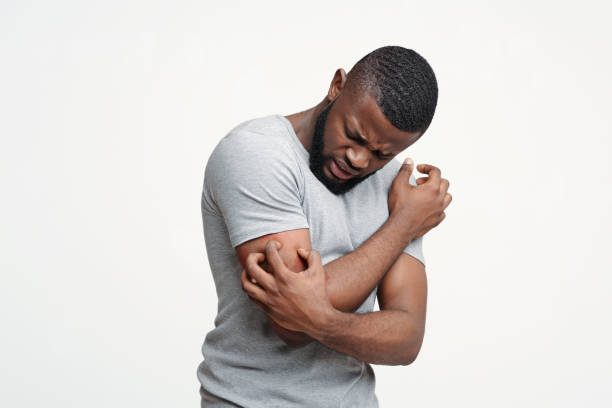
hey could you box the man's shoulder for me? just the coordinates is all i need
[205,114,301,185]
[215,114,294,157]
[225,114,288,141]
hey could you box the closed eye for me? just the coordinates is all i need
[346,126,393,160]
[347,132,361,142]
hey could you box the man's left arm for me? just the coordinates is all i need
[312,253,427,366]
[241,241,427,366]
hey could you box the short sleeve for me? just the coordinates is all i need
[386,158,426,267]
[203,131,309,248]
[402,170,426,266]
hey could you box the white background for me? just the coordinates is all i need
[1,1,611,407]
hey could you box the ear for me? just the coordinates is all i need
[327,68,347,101]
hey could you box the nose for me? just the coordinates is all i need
[346,146,370,170]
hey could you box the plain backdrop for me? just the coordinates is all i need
[1,1,611,407]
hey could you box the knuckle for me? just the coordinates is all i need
[247,265,260,279]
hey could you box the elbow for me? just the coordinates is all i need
[282,337,313,349]
[399,350,419,366]
[398,338,424,366]
[277,331,313,349]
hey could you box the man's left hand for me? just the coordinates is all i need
[240,240,333,335]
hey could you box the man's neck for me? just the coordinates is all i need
[284,105,322,154]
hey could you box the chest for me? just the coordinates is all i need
[301,174,390,265]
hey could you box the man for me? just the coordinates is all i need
[198,45,451,407]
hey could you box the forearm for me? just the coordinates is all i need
[260,213,414,347]
[325,213,415,312]
[311,307,424,366]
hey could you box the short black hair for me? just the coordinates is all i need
[346,46,438,137]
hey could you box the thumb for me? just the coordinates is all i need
[399,157,414,178]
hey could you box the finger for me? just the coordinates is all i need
[243,268,258,284]
[247,294,272,314]
[297,247,314,266]
[443,192,452,210]
[246,292,284,325]
[435,210,446,226]
[241,267,257,289]
[416,164,441,186]
[440,178,450,193]
[416,176,429,185]
[265,240,290,280]
[245,252,275,290]
[241,268,271,304]
[296,247,310,260]
[304,249,323,277]
[244,251,264,283]
[307,249,322,267]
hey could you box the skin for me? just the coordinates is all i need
[288,68,421,195]
[235,67,452,363]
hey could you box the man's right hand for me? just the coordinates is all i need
[388,157,452,240]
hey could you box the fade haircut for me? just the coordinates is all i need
[346,46,438,137]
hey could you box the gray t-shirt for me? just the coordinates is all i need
[198,114,425,407]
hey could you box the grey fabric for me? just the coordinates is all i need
[198,114,425,407]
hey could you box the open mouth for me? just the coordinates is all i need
[329,158,355,180]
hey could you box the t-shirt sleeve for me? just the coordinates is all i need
[386,158,426,267]
[203,131,309,248]
[402,170,426,267]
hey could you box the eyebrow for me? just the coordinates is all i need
[351,126,394,156]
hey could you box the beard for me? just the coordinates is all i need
[309,99,378,195]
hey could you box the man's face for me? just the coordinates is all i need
[308,91,421,195]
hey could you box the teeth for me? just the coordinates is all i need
[332,160,352,178]
[336,160,350,175]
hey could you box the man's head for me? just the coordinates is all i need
[308,46,438,195]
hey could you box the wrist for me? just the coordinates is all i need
[309,305,343,343]
[387,211,417,245]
